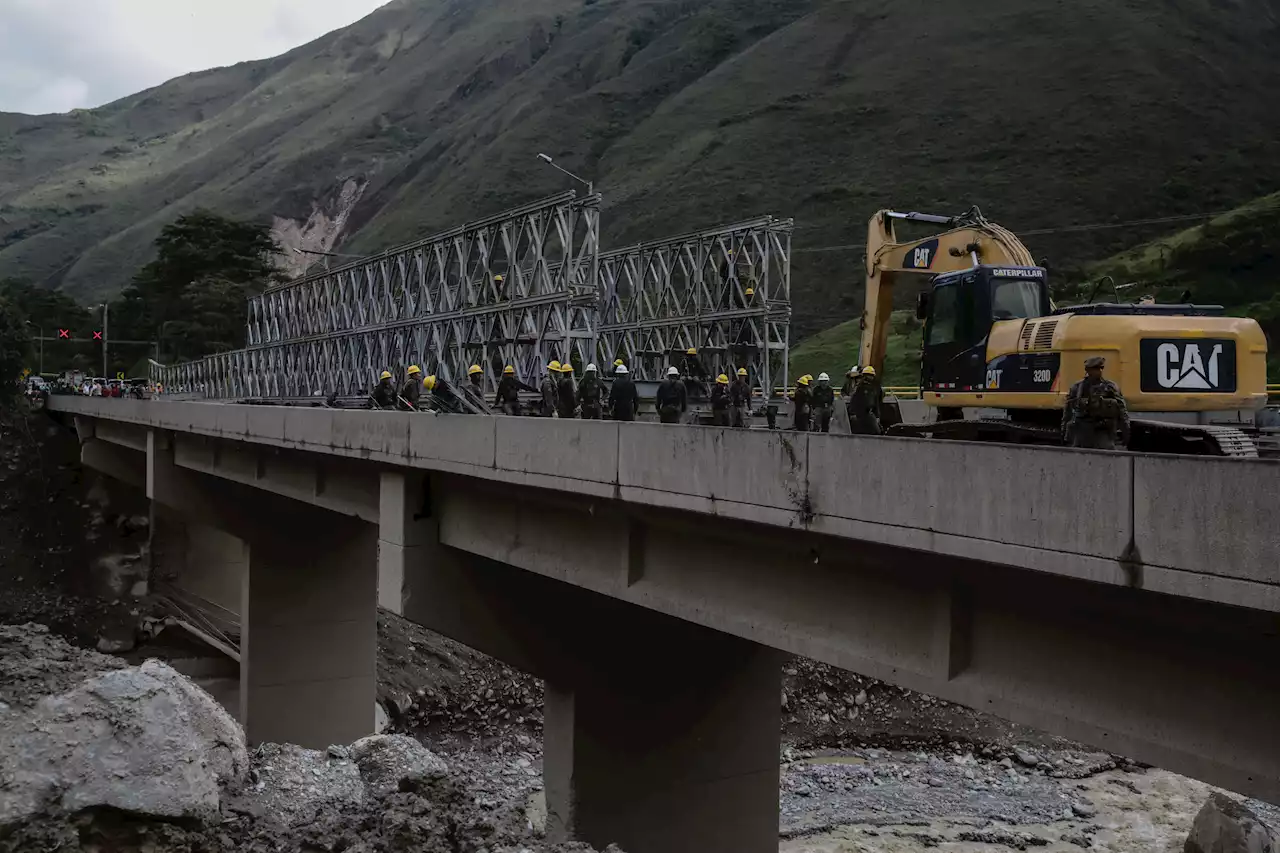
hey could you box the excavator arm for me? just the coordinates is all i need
[860,207,1036,374]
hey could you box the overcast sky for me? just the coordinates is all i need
[0,0,389,115]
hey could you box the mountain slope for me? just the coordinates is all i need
[4,0,1280,339]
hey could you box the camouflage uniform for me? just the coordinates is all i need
[1062,357,1130,450]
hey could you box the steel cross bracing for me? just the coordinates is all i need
[154,192,601,399]
[595,217,791,392]
[151,193,794,403]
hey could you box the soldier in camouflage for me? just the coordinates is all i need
[1062,356,1130,450]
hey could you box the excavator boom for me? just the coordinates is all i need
[860,207,1035,374]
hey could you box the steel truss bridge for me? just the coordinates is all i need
[151,191,793,401]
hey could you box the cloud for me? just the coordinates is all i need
[0,0,389,115]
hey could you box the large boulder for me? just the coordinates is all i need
[0,659,246,828]
[245,743,364,826]
[1185,792,1279,853]
[350,733,448,797]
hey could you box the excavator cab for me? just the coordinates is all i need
[916,265,1050,393]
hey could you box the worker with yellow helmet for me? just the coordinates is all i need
[541,360,561,417]
[399,365,423,411]
[791,374,814,431]
[495,364,522,416]
[849,365,884,435]
[372,370,396,409]
[556,360,578,419]
[710,373,732,426]
[730,367,751,427]
[421,372,467,415]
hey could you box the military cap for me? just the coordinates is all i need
[1084,356,1106,369]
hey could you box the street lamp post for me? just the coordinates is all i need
[24,321,42,375]
[99,303,109,379]
[536,153,594,195]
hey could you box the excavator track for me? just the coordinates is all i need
[1128,419,1259,458]
[888,417,1259,457]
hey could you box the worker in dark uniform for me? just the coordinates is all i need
[710,374,732,426]
[811,372,835,433]
[423,375,466,414]
[840,366,858,401]
[399,365,423,411]
[608,364,639,421]
[495,365,521,416]
[578,363,603,419]
[372,370,396,409]
[541,361,561,417]
[730,367,751,427]
[656,366,687,424]
[791,374,813,431]
[849,366,883,435]
[467,364,485,395]
[682,347,709,401]
[1062,356,1130,450]
[556,362,578,419]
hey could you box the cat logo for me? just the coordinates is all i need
[1156,342,1222,389]
[1139,339,1235,393]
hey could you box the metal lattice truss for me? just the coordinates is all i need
[155,192,601,398]
[151,193,794,402]
[595,217,791,392]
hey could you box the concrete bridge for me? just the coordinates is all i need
[49,396,1280,853]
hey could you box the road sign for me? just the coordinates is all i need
[116,372,125,380]
[58,329,69,338]
[93,331,103,340]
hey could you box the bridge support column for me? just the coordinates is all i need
[377,471,434,615]
[240,515,378,747]
[544,632,783,853]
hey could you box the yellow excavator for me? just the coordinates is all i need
[858,207,1269,456]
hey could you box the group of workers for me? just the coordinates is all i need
[789,366,884,434]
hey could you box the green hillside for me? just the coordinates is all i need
[789,311,921,388]
[5,0,1280,341]
[1086,189,1280,374]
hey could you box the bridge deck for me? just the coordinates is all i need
[49,396,1280,614]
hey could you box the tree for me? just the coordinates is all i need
[112,210,283,362]
[0,295,33,393]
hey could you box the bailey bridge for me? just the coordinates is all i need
[49,394,1280,853]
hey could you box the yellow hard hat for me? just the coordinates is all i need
[686,347,698,356]
[797,375,811,386]
[737,367,747,377]
[548,360,561,371]
[468,364,483,376]
[560,362,574,373]
[494,274,504,283]
[717,374,729,384]
[379,371,392,381]
[503,365,515,375]
[745,287,754,296]
[613,358,624,367]
[406,365,421,376]
[423,375,437,391]
[862,366,877,376]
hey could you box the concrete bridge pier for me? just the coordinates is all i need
[543,635,782,853]
[396,489,783,853]
[145,429,379,747]
[240,518,378,747]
